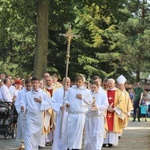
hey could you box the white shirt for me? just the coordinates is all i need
[9,85,17,99]
[1,84,12,102]
[0,88,3,101]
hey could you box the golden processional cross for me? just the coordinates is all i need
[59,25,79,138]
[59,25,79,82]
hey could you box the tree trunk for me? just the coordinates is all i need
[33,0,49,78]
[136,69,141,82]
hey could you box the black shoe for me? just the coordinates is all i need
[118,136,121,139]
[38,146,42,149]
[138,120,141,122]
[132,119,135,122]
[46,142,50,146]
[102,144,106,147]
[108,144,113,147]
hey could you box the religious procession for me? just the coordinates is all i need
[1,71,149,150]
[0,1,150,150]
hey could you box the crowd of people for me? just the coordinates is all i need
[129,84,150,122]
[0,72,149,150]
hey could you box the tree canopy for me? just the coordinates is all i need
[0,0,149,82]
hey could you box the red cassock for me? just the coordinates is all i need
[106,90,116,131]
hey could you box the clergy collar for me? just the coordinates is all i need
[45,85,53,90]
[108,87,116,91]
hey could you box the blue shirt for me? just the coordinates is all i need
[140,105,147,114]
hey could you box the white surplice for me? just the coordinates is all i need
[51,87,68,150]
[21,88,51,150]
[65,85,93,150]
[15,88,29,142]
[85,90,109,150]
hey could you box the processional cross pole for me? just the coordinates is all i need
[59,25,79,83]
[59,25,79,138]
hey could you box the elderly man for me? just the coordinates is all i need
[45,76,55,97]
[103,78,126,148]
[51,73,62,89]
[1,78,12,102]
[43,72,51,85]
[116,75,133,139]
[44,76,56,146]
[44,72,50,79]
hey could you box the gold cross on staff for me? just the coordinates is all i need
[59,24,79,66]
[59,25,79,42]
[59,25,78,58]
[59,25,79,139]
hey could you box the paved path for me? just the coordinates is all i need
[102,121,150,150]
[0,120,149,150]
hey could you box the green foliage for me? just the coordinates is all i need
[0,0,149,82]
[0,0,36,77]
[118,0,150,81]
[73,1,128,79]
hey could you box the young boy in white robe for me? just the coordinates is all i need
[15,79,32,149]
[51,77,71,150]
[85,81,109,150]
[20,76,52,150]
[65,75,93,150]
